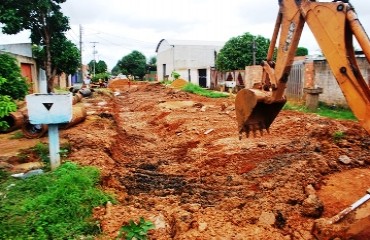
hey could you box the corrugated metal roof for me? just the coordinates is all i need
[156,39,225,52]
[166,39,225,46]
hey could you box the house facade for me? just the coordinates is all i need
[156,39,225,88]
[0,43,74,93]
[0,43,39,93]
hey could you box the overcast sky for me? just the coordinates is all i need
[1,0,369,70]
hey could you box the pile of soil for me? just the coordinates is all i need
[107,78,130,89]
[170,79,188,89]
[1,82,369,239]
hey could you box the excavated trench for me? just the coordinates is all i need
[57,83,370,239]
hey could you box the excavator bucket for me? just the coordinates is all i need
[235,88,286,139]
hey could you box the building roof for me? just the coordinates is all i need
[155,39,225,52]
[0,43,33,58]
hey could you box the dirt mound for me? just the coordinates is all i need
[170,78,188,89]
[107,78,130,89]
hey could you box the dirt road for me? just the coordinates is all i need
[2,82,370,239]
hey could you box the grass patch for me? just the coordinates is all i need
[160,80,173,85]
[333,131,346,142]
[32,142,50,165]
[9,130,24,139]
[283,101,357,121]
[182,83,228,98]
[0,169,9,183]
[27,142,71,170]
[316,102,356,120]
[0,162,114,240]
[282,102,307,112]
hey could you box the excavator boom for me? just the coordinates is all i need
[236,0,370,139]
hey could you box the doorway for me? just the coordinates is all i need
[198,69,207,88]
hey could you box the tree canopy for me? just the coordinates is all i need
[296,47,309,56]
[113,51,147,79]
[216,32,271,71]
[33,36,80,76]
[88,60,108,75]
[147,56,157,72]
[0,0,74,92]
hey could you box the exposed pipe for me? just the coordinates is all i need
[78,88,92,97]
[21,120,48,139]
[59,105,87,129]
[0,110,25,133]
[21,104,87,138]
[72,92,83,105]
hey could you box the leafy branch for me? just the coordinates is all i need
[117,217,155,240]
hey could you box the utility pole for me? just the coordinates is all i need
[79,24,83,83]
[90,41,98,77]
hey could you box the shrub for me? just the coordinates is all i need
[0,53,29,100]
[117,217,155,240]
[0,162,114,239]
[171,71,180,80]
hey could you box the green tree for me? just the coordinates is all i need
[88,60,108,75]
[147,56,157,72]
[33,36,80,76]
[111,65,121,76]
[114,50,147,79]
[296,47,308,56]
[0,54,28,131]
[216,32,271,71]
[0,0,71,93]
[91,73,110,83]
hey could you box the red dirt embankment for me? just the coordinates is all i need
[1,82,369,239]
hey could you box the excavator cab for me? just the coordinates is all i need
[236,0,370,139]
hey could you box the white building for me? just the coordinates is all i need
[155,39,225,88]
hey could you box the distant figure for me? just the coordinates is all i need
[84,74,91,88]
[98,78,105,88]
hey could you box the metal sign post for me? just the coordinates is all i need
[26,93,72,170]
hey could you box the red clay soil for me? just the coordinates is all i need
[1,82,370,240]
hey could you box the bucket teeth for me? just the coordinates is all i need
[239,121,269,139]
[235,88,287,140]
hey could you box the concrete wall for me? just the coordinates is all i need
[313,57,370,106]
[157,47,174,80]
[244,65,263,88]
[156,39,223,88]
[243,56,370,107]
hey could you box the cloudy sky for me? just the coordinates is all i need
[1,0,370,70]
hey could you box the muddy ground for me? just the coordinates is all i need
[1,82,370,240]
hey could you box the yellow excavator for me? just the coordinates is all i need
[235,0,370,139]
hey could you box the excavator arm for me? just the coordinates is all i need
[235,0,370,138]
